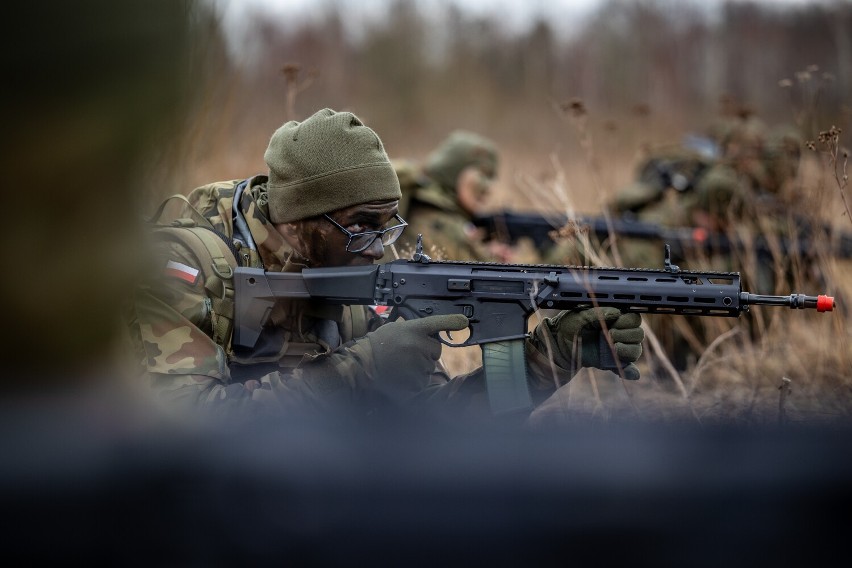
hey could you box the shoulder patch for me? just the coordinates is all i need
[165,260,200,285]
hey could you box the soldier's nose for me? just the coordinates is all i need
[361,237,385,260]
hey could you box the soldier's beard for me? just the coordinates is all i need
[290,218,368,268]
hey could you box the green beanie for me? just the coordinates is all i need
[265,108,402,223]
[423,130,499,193]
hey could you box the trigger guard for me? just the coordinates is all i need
[438,327,475,347]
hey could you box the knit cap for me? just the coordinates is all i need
[423,130,499,193]
[265,108,401,223]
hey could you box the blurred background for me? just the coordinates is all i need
[160,0,851,217]
[2,1,852,563]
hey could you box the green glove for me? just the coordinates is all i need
[547,307,644,380]
[353,313,470,400]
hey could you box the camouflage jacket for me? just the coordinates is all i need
[129,176,573,418]
[397,180,492,262]
[130,177,396,414]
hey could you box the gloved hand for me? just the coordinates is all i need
[547,307,644,380]
[352,313,470,400]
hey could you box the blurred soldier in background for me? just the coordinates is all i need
[608,110,805,285]
[394,131,513,262]
[606,142,716,267]
[596,110,807,370]
[129,109,645,419]
[595,142,719,371]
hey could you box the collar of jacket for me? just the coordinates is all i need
[413,180,467,217]
[238,175,291,272]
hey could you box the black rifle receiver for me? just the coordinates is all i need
[233,241,835,416]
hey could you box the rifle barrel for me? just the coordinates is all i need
[741,293,835,312]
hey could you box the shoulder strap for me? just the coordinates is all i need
[148,193,217,230]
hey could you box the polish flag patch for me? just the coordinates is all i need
[165,260,199,285]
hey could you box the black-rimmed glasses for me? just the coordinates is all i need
[323,213,408,253]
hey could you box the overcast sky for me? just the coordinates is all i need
[213,0,836,59]
[216,0,602,38]
[217,0,829,29]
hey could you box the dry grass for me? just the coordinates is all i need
[439,102,852,427]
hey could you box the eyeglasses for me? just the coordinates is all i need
[323,213,408,253]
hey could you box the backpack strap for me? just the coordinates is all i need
[148,193,217,230]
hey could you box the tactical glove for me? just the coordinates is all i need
[545,307,644,380]
[349,313,470,401]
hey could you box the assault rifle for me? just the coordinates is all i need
[472,210,852,261]
[233,239,835,416]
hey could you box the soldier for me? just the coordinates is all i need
[600,116,806,370]
[395,130,511,262]
[128,108,645,420]
[594,144,719,371]
[586,142,716,270]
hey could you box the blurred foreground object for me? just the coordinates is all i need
[0,1,201,391]
[1,411,851,565]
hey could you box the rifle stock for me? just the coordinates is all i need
[233,245,835,416]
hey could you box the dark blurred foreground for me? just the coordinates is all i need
[2,390,851,567]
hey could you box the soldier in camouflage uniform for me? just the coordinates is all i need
[607,117,804,275]
[600,117,805,370]
[606,143,716,268]
[395,131,510,262]
[129,109,645,420]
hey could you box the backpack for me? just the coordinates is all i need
[147,181,248,352]
[147,178,375,364]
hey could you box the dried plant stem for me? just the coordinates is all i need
[833,150,851,221]
[643,322,690,401]
[281,63,316,121]
[688,327,742,395]
[809,126,850,224]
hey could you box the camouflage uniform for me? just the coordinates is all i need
[686,121,809,295]
[400,179,494,261]
[600,145,714,269]
[396,131,499,261]
[130,175,571,418]
[129,177,396,413]
[601,120,806,370]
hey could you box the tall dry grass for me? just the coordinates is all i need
[438,88,852,427]
[408,85,843,427]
